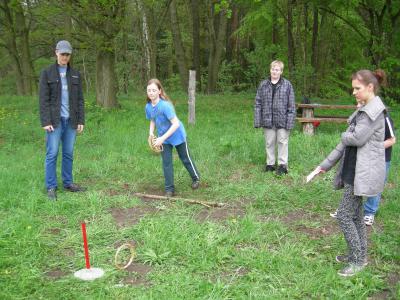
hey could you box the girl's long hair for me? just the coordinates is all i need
[146,78,172,103]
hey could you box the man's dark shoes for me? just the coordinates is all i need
[276,165,288,176]
[64,183,87,192]
[47,188,57,200]
[265,165,276,172]
[191,180,200,190]
[165,191,175,198]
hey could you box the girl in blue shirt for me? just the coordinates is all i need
[145,78,200,197]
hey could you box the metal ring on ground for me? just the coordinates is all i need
[114,243,136,270]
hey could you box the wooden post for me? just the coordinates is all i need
[188,70,196,124]
[302,107,314,135]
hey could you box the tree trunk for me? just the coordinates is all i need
[169,0,188,90]
[317,11,329,87]
[303,2,308,95]
[272,0,279,60]
[287,0,295,77]
[191,0,201,89]
[1,0,35,95]
[96,48,119,108]
[15,3,35,95]
[311,6,319,95]
[188,70,196,124]
[206,5,227,94]
[121,30,129,94]
[136,0,155,80]
[226,4,239,62]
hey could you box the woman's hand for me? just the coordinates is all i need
[306,166,326,183]
[315,166,326,174]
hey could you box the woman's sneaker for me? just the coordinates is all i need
[335,255,349,263]
[330,210,338,218]
[335,254,368,267]
[364,215,375,226]
[338,264,365,277]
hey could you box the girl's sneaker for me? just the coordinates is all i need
[330,210,338,218]
[364,215,375,226]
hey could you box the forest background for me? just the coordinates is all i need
[0,0,399,104]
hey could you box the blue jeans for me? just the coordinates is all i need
[161,142,200,192]
[364,161,391,216]
[45,118,76,189]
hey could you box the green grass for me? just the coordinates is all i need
[0,93,399,299]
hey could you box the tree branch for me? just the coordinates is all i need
[318,6,367,40]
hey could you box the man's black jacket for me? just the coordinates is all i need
[39,63,85,128]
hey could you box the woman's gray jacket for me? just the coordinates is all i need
[319,96,386,197]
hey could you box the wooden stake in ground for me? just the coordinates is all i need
[188,70,196,125]
[134,192,225,208]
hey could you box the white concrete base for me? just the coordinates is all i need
[74,268,104,281]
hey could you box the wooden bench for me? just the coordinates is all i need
[296,103,356,135]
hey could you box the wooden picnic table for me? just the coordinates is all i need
[296,103,357,135]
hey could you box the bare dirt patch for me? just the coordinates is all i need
[196,206,246,223]
[45,268,68,279]
[294,223,339,239]
[46,228,61,235]
[45,215,68,225]
[280,209,321,225]
[122,262,153,286]
[110,206,160,228]
[210,266,250,283]
[62,248,75,257]
[369,272,400,300]
[258,209,340,238]
[104,189,124,196]
[228,169,247,181]
[135,183,164,197]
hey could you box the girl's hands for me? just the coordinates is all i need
[153,137,164,147]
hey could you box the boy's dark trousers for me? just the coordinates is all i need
[161,142,199,192]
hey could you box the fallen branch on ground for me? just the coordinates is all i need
[133,193,226,208]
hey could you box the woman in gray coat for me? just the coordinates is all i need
[310,69,387,277]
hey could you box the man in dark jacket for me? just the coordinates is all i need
[39,40,86,200]
[254,60,295,175]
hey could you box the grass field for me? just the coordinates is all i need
[0,93,399,299]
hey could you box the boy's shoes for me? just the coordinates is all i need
[330,210,338,218]
[265,165,276,172]
[191,180,200,190]
[364,215,375,226]
[276,164,288,176]
[165,191,175,198]
[337,264,365,277]
[64,183,87,192]
[47,188,57,200]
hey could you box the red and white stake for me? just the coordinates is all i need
[81,222,91,269]
[74,222,104,281]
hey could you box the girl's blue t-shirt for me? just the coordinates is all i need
[145,99,186,146]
